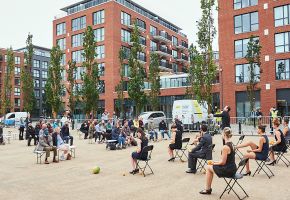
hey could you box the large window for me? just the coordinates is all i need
[94,28,105,42]
[15,56,20,65]
[15,99,20,107]
[74,67,86,80]
[236,91,260,117]
[15,78,20,86]
[93,10,105,25]
[42,80,47,88]
[172,36,178,46]
[122,46,131,59]
[98,63,105,76]
[121,29,131,43]
[72,50,85,63]
[234,12,258,34]
[14,88,20,96]
[61,54,66,66]
[98,80,105,93]
[150,40,157,51]
[42,71,48,79]
[124,64,130,77]
[150,25,157,36]
[56,22,66,35]
[136,18,146,29]
[275,5,290,27]
[172,50,178,59]
[276,59,290,80]
[72,33,84,48]
[234,0,258,10]
[33,60,40,68]
[34,79,40,88]
[34,90,40,98]
[121,11,131,25]
[33,70,40,78]
[72,16,86,31]
[275,32,290,53]
[15,67,20,75]
[96,45,105,59]
[235,63,260,83]
[57,38,66,50]
[42,61,48,69]
[235,37,259,58]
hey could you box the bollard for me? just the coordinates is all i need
[239,121,242,135]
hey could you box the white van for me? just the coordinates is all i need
[1,112,29,126]
[172,100,208,124]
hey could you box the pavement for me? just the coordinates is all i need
[1,128,290,200]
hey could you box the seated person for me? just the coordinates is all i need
[122,121,136,146]
[268,118,287,165]
[236,125,269,175]
[148,118,158,141]
[35,126,58,164]
[112,123,126,149]
[88,121,95,140]
[186,124,212,174]
[200,128,236,195]
[105,119,113,140]
[159,120,170,140]
[80,120,89,139]
[168,124,182,161]
[132,117,139,137]
[130,128,149,174]
[95,121,106,143]
[27,123,37,146]
[283,118,290,142]
[61,121,73,146]
[34,123,41,144]
[53,127,71,161]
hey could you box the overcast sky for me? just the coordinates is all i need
[0,0,218,50]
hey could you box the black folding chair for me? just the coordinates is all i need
[276,149,290,167]
[219,158,249,200]
[234,135,245,160]
[196,144,215,172]
[136,145,154,177]
[174,138,190,162]
[252,153,274,179]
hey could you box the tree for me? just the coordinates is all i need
[21,34,36,113]
[67,60,78,117]
[116,49,126,118]
[80,26,100,117]
[187,0,217,114]
[148,53,160,110]
[245,35,262,113]
[45,45,64,118]
[127,23,147,116]
[0,47,14,114]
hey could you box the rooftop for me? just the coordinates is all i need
[16,45,51,52]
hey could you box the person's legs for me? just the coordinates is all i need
[154,131,158,141]
[69,136,73,146]
[160,130,165,139]
[27,136,31,146]
[243,152,256,173]
[237,141,258,149]
[168,147,173,158]
[43,147,51,162]
[205,165,214,190]
[149,131,154,141]
[52,146,58,161]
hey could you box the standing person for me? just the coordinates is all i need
[159,119,170,140]
[19,117,25,140]
[61,121,73,146]
[168,124,182,161]
[215,109,222,126]
[214,106,231,145]
[256,108,263,126]
[112,111,118,126]
[102,110,109,123]
[270,107,278,134]
[27,123,36,146]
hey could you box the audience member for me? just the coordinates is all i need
[282,118,290,142]
[148,118,158,141]
[19,117,25,140]
[61,121,73,146]
[80,120,89,139]
[159,119,170,140]
[168,124,182,161]
[53,127,71,161]
[27,123,37,146]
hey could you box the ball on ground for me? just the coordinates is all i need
[92,166,101,174]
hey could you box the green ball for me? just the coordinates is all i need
[92,166,100,174]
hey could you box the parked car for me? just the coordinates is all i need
[139,111,166,130]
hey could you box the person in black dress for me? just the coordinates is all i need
[168,124,182,161]
[200,127,237,195]
[130,128,149,174]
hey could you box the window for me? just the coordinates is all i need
[98,63,105,76]
[172,50,178,59]
[172,36,178,46]
[137,52,146,62]
[124,64,130,77]
[72,33,84,48]
[94,28,105,42]
[42,61,48,69]
[42,80,47,87]
[122,46,131,59]
[121,11,131,25]
[96,45,105,59]
[56,22,66,35]
[15,99,20,107]
[121,29,131,43]
[41,71,48,79]
[98,80,105,93]
[136,18,146,29]
[33,59,40,68]
[61,54,66,66]
[14,67,20,75]
[150,40,157,51]
[72,50,84,63]
[93,10,105,25]
[74,67,86,80]
[33,70,40,78]
[276,59,290,80]
[72,16,86,31]
[15,78,20,86]
[235,37,259,58]
[234,12,258,34]
[275,5,290,27]
[140,36,146,46]
[34,79,40,87]
[235,63,260,83]
[34,90,40,97]
[275,32,290,53]
[15,56,20,64]
[234,0,258,10]
[61,70,66,81]
[57,38,66,50]
[150,25,157,36]
[14,88,20,96]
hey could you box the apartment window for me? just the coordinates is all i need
[235,37,259,58]
[275,32,290,53]
[42,80,47,87]
[74,67,86,80]
[98,63,105,76]
[14,88,20,96]
[275,5,290,27]
[14,67,20,75]
[15,78,20,86]
[276,59,290,80]
[15,56,20,65]
[140,36,146,46]
[61,54,66,66]
[72,16,86,31]
[172,50,178,59]
[136,18,146,29]
[121,11,131,25]
[61,70,66,81]
[33,69,40,78]
[72,33,84,48]
[124,64,130,77]
[172,36,178,46]
[234,0,258,10]
[234,12,258,34]
[94,28,105,42]
[96,45,105,59]
[98,80,105,93]
[42,71,48,79]
[57,38,66,50]
[235,63,260,83]
[150,25,157,36]
[93,10,105,25]
[56,22,66,35]
[33,59,40,68]
[15,98,20,107]
[150,40,157,51]
[172,63,178,72]
[121,29,131,43]
[34,79,40,88]
[42,61,48,69]
[122,46,131,59]
[35,90,40,97]
[72,50,84,63]
[137,52,146,62]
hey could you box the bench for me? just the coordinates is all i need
[69,146,76,158]
[4,132,12,144]
[34,151,46,164]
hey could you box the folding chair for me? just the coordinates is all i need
[234,135,245,160]
[276,150,290,167]
[219,158,249,200]
[174,138,190,162]
[252,153,274,179]
[136,145,154,177]
[196,144,215,172]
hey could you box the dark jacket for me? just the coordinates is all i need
[80,123,88,133]
[52,132,58,147]
[111,127,121,140]
[35,125,41,136]
[159,121,167,131]
[192,132,213,160]
[214,111,230,129]
[61,125,70,137]
[26,126,35,137]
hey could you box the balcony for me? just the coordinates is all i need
[128,21,146,33]
[137,54,146,65]
[176,54,189,63]
[152,46,172,58]
[129,38,146,49]
[159,61,173,72]
[176,42,188,50]
[153,31,172,44]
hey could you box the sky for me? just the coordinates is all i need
[0,0,218,50]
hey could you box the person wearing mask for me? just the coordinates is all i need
[200,128,236,195]
[27,123,36,146]
[159,119,170,140]
[148,118,158,141]
[19,117,25,140]
[34,123,41,144]
[61,121,73,146]
[80,120,89,139]
[168,124,182,161]
[282,118,290,142]
[214,106,231,145]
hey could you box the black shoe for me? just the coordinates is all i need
[200,188,212,195]
[267,160,276,166]
[168,157,175,162]
[186,169,196,174]
[243,171,251,176]
[129,169,139,174]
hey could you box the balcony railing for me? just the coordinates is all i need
[176,41,188,50]
[153,31,172,44]
[176,54,189,63]
[159,61,172,72]
[128,21,146,32]
[137,54,146,64]
[152,46,172,57]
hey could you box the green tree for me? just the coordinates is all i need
[80,26,100,117]
[187,0,217,114]
[0,47,14,114]
[45,45,64,118]
[245,35,262,113]
[67,60,78,117]
[148,53,160,110]
[128,23,147,116]
[116,49,126,118]
[21,34,36,113]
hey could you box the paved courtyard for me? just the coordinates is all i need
[1,129,290,200]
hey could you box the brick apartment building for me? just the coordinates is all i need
[53,0,195,118]
[219,0,290,117]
